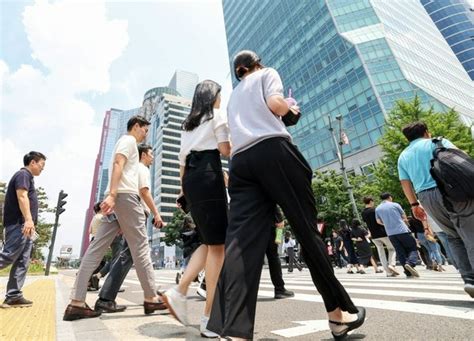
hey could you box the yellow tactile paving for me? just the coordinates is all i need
[0,279,56,341]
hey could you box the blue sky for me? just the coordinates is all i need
[0,0,232,257]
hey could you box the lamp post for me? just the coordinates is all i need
[328,115,361,220]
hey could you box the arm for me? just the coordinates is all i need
[101,153,126,215]
[376,218,384,226]
[400,179,427,221]
[217,141,231,157]
[267,95,291,116]
[16,189,34,237]
[140,187,163,228]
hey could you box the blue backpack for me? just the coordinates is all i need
[430,137,474,202]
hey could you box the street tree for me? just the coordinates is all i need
[161,209,186,248]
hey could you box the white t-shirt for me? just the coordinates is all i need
[138,162,151,214]
[283,238,296,251]
[227,68,292,156]
[105,135,139,195]
[89,213,103,236]
[179,109,230,166]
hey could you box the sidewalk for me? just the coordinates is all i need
[0,274,200,340]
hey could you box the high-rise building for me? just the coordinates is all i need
[142,86,181,120]
[421,0,474,80]
[168,70,199,100]
[81,107,140,256]
[222,0,473,174]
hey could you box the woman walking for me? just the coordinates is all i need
[283,232,303,272]
[351,219,382,273]
[340,220,365,274]
[207,50,365,340]
[162,80,230,338]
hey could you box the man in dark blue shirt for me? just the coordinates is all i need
[1,151,46,307]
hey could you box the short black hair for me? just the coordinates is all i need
[402,121,429,142]
[127,115,150,131]
[23,151,46,166]
[362,196,373,205]
[93,202,102,213]
[233,50,264,81]
[138,144,153,159]
[380,192,391,200]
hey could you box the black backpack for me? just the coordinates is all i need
[430,137,474,202]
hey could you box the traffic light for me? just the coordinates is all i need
[56,190,68,216]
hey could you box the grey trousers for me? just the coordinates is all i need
[71,193,156,301]
[418,187,474,283]
[372,237,396,271]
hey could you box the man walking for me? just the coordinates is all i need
[94,143,164,313]
[0,151,46,307]
[63,116,164,320]
[398,121,474,296]
[375,193,420,278]
[361,197,399,277]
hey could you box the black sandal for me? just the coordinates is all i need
[329,307,366,340]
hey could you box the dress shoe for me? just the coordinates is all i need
[3,296,33,307]
[144,300,167,315]
[329,306,366,340]
[94,299,126,313]
[274,289,295,299]
[63,303,101,321]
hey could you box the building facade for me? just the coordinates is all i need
[421,0,474,80]
[222,0,474,174]
[168,70,199,100]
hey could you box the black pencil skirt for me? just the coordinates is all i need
[182,149,228,245]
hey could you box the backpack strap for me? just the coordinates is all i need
[432,136,444,149]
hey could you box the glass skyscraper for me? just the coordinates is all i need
[421,0,474,80]
[222,0,473,173]
[168,70,199,100]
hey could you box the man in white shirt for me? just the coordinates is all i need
[94,143,164,313]
[64,116,165,321]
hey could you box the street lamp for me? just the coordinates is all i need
[328,115,361,221]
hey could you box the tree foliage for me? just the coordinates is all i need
[161,209,186,247]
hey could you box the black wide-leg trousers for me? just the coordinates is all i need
[207,137,357,339]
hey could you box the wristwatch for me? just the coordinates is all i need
[410,202,420,207]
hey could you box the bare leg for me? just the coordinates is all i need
[203,244,225,316]
[177,245,208,295]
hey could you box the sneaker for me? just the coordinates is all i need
[200,315,219,338]
[404,264,419,277]
[3,296,33,307]
[196,284,207,300]
[387,265,400,276]
[161,287,188,325]
[464,283,474,298]
[274,289,295,299]
[357,269,366,274]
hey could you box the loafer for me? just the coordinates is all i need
[3,296,33,307]
[63,303,101,321]
[144,300,167,315]
[274,289,295,299]
[464,283,474,298]
[387,265,400,276]
[94,299,126,313]
[404,264,419,277]
[329,306,366,340]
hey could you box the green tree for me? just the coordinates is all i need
[368,96,473,211]
[161,209,186,247]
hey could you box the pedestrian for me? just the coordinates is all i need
[162,79,230,338]
[339,220,365,274]
[0,151,46,307]
[408,216,444,271]
[375,193,420,278]
[63,116,164,321]
[361,197,399,277]
[331,231,346,269]
[398,121,473,296]
[283,232,302,272]
[207,50,365,340]
[350,219,382,273]
[270,207,295,299]
[93,143,164,314]
[426,215,455,268]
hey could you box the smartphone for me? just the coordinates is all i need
[177,195,189,213]
[31,231,39,242]
[102,212,118,223]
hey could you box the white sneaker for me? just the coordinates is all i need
[197,286,207,300]
[200,315,219,338]
[162,287,188,325]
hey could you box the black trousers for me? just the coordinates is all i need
[208,138,357,339]
[266,227,285,293]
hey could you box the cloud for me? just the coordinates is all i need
[1,0,129,257]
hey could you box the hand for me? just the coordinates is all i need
[101,195,116,215]
[275,222,284,228]
[22,220,35,238]
[153,216,164,229]
[412,205,427,221]
[288,105,300,114]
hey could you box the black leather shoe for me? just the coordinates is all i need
[329,306,366,340]
[94,299,126,313]
[274,289,295,299]
[144,300,167,315]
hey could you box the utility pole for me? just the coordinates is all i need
[45,190,68,276]
[328,115,361,220]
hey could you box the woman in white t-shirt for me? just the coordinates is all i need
[162,80,230,338]
[283,232,302,272]
[207,51,365,340]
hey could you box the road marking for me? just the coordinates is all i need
[271,320,329,338]
[257,290,474,320]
